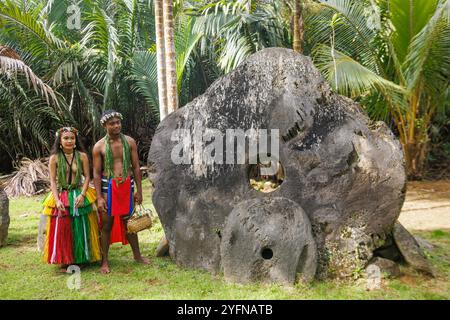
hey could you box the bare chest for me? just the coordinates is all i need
[59,154,79,183]
[101,140,125,161]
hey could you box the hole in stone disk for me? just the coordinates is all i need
[261,247,273,260]
[249,159,285,193]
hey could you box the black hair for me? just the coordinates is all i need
[100,109,123,126]
[50,128,87,155]
[102,109,118,118]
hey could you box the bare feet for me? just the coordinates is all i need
[134,256,150,264]
[100,261,110,274]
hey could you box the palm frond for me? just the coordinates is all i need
[82,4,119,107]
[313,44,406,105]
[4,157,50,197]
[0,45,59,106]
[175,15,202,89]
[0,0,64,54]
[403,0,450,94]
[389,0,441,63]
[131,50,159,116]
[305,0,382,74]
[218,27,254,72]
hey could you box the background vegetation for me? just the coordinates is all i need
[0,0,448,179]
[1,1,448,300]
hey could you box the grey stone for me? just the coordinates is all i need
[393,222,435,277]
[0,187,10,247]
[148,48,406,280]
[373,235,402,261]
[37,214,47,252]
[365,264,381,290]
[367,257,401,278]
[220,197,317,285]
[155,236,169,257]
[373,245,402,262]
[414,236,435,252]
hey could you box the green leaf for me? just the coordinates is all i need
[403,0,450,94]
[390,0,440,63]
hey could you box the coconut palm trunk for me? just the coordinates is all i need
[163,0,178,115]
[154,0,168,120]
[154,0,178,120]
[154,0,178,256]
[293,0,304,53]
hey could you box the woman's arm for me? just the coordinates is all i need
[75,152,90,208]
[80,152,90,195]
[49,154,64,210]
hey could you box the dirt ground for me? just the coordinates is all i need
[399,180,450,231]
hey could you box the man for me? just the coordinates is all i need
[93,110,150,274]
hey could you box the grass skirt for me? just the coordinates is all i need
[42,187,101,264]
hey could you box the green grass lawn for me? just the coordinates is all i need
[1,180,449,300]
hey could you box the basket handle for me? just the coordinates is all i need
[133,204,147,217]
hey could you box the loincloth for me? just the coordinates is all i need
[101,174,134,245]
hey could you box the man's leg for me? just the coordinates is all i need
[124,218,150,264]
[100,212,113,273]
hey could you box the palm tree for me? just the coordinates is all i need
[305,0,450,178]
[163,0,178,114]
[0,0,210,171]
[192,0,292,73]
[153,0,181,120]
[155,0,168,119]
[0,0,71,160]
[293,0,304,53]
[4,0,446,180]
[133,0,202,112]
[0,0,158,161]
[0,45,59,106]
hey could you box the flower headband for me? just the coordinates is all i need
[55,127,78,137]
[100,111,123,125]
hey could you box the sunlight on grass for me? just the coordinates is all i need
[0,179,449,300]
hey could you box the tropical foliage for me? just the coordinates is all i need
[0,0,448,179]
[304,0,449,177]
[190,0,292,73]
[0,0,208,165]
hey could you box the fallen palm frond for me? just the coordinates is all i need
[4,157,50,197]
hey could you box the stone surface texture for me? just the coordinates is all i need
[149,48,406,280]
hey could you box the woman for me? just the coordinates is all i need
[42,127,101,267]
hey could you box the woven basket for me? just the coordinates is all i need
[127,205,153,234]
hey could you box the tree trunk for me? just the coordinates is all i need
[399,88,433,179]
[155,0,168,120]
[154,0,179,256]
[403,132,429,179]
[293,0,304,53]
[163,0,178,114]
